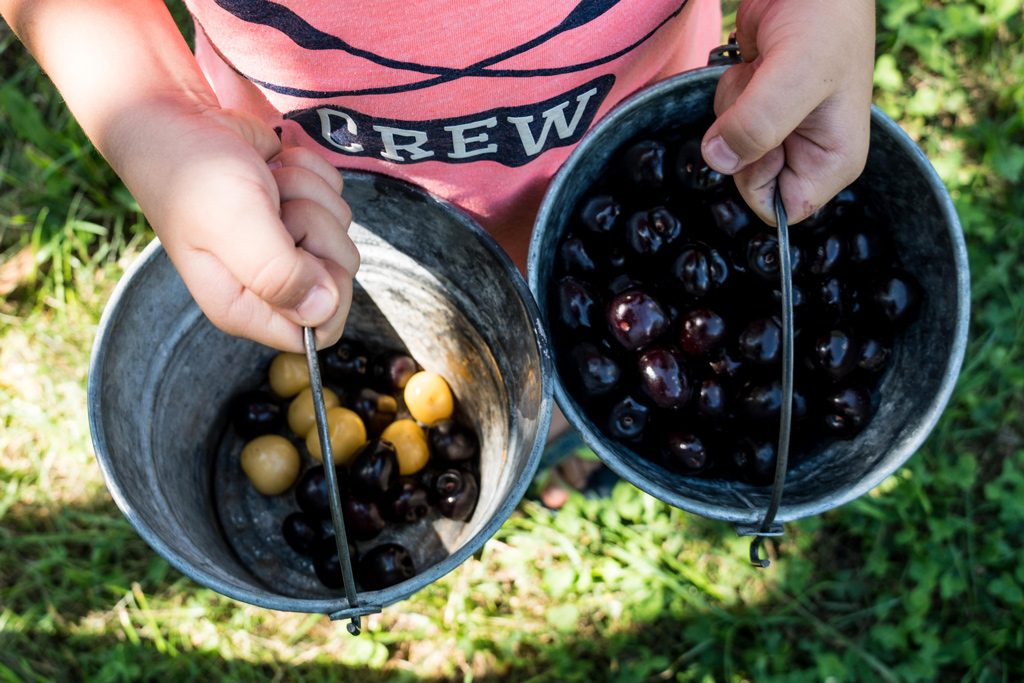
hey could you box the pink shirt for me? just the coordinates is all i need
[186,0,722,238]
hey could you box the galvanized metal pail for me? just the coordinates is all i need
[88,173,553,618]
[527,65,970,526]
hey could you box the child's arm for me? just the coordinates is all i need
[701,0,876,225]
[0,0,356,352]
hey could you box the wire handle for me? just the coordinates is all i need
[736,188,795,568]
[303,327,379,634]
[707,34,791,567]
[707,33,742,66]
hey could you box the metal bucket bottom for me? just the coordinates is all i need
[89,174,553,615]
[528,67,971,525]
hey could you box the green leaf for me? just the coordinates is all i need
[545,604,579,633]
[338,635,389,668]
[906,85,943,117]
[992,145,1024,183]
[0,85,51,150]
[874,54,904,92]
[542,565,576,599]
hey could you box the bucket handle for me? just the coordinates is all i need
[734,189,794,567]
[706,37,794,567]
[304,327,380,634]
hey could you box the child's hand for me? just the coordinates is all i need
[121,106,357,352]
[0,0,356,352]
[701,0,875,224]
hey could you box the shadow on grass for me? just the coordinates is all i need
[0,482,1011,682]
[0,492,761,681]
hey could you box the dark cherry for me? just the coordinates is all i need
[295,465,346,519]
[569,342,621,398]
[823,386,871,435]
[739,381,782,422]
[738,317,782,365]
[623,139,666,187]
[281,512,322,556]
[746,232,802,281]
[559,235,600,276]
[351,387,399,437]
[674,138,726,193]
[580,195,621,234]
[433,469,479,521]
[384,477,432,523]
[770,284,809,321]
[847,229,886,266]
[557,276,599,333]
[671,243,729,299]
[370,352,418,392]
[870,272,920,326]
[606,289,669,350]
[606,273,641,297]
[229,391,283,439]
[321,339,369,384]
[806,233,846,276]
[607,247,628,270]
[625,207,682,256]
[829,186,861,217]
[730,438,778,486]
[817,276,854,320]
[357,543,416,590]
[637,347,691,409]
[697,377,729,420]
[428,419,479,463]
[801,186,860,232]
[708,347,745,379]
[678,308,727,358]
[738,381,807,423]
[811,329,860,381]
[660,432,710,473]
[858,337,891,373]
[606,395,650,442]
[709,197,754,239]
[312,536,359,590]
[342,496,387,540]
[349,440,400,501]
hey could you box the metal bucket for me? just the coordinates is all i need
[88,173,553,617]
[527,65,970,526]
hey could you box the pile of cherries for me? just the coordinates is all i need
[550,127,921,485]
[228,339,480,591]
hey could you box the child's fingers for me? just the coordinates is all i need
[190,186,342,330]
[732,0,771,63]
[780,122,868,221]
[732,120,868,226]
[280,197,360,276]
[701,51,830,176]
[309,259,353,349]
[269,146,345,195]
[174,248,309,351]
[175,232,352,352]
[711,60,753,117]
[729,146,785,225]
[271,164,351,226]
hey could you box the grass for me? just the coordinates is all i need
[2,0,1024,680]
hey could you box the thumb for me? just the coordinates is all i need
[701,53,829,175]
[204,192,341,328]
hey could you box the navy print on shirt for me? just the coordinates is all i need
[285,75,615,166]
[212,0,688,97]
